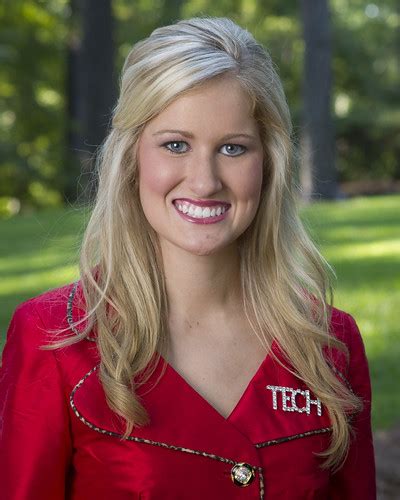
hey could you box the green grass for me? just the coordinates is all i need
[0,207,84,333]
[301,195,400,430]
[1,195,399,430]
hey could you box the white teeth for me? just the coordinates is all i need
[175,201,228,219]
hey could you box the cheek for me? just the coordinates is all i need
[138,148,180,203]
[235,157,264,202]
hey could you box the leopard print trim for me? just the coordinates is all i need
[70,365,264,498]
[327,361,352,392]
[255,427,332,448]
[67,281,96,342]
[326,361,359,422]
[259,469,265,498]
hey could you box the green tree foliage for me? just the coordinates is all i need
[0,0,398,212]
[0,0,68,208]
[332,0,400,181]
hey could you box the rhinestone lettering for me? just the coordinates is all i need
[266,385,322,416]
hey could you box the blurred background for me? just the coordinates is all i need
[0,1,399,496]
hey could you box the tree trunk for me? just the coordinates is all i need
[64,0,85,203]
[65,0,116,203]
[300,0,337,201]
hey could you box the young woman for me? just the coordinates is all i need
[0,17,375,499]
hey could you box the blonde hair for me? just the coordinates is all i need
[50,17,362,470]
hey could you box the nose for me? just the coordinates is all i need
[186,153,223,197]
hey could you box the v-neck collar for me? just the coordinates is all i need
[157,339,280,422]
[71,333,332,464]
[71,350,263,467]
[69,280,333,467]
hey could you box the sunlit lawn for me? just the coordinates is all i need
[0,195,399,431]
[301,194,400,431]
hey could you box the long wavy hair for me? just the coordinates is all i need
[49,17,362,470]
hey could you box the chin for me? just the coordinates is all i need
[180,239,236,257]
[189,248,220,257]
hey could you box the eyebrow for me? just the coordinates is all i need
[152,129,257,141]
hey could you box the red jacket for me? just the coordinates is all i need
[0,282,376,499]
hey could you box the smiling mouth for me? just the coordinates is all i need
[173,200,230,219]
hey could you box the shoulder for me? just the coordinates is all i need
[4,281,86,358]
[10,280,90,337]
[3,281,98,386]
[1,284,76,387]
[13,281,77,324]
[326,305,370,387]
[328,305,364,352]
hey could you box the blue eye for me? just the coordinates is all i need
[220,144,246,156]
[163,141,189,154]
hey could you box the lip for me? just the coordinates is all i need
[172,200,231,225]
[174,207,229,224]
[173,198,231,208]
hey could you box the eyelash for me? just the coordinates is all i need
[162,141,247,157]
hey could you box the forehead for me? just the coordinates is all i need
[143,76,258,136]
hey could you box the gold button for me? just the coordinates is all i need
[231,463,255,486]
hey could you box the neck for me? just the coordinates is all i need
[160,242,242,322]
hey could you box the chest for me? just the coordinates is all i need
[68,340,333,500]
[164,329,271,419]
[69,427,331,500]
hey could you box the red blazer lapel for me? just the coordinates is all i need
[228,344,332,445]
[71,354,262,468]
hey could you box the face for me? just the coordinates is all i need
[137,76,264,257]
